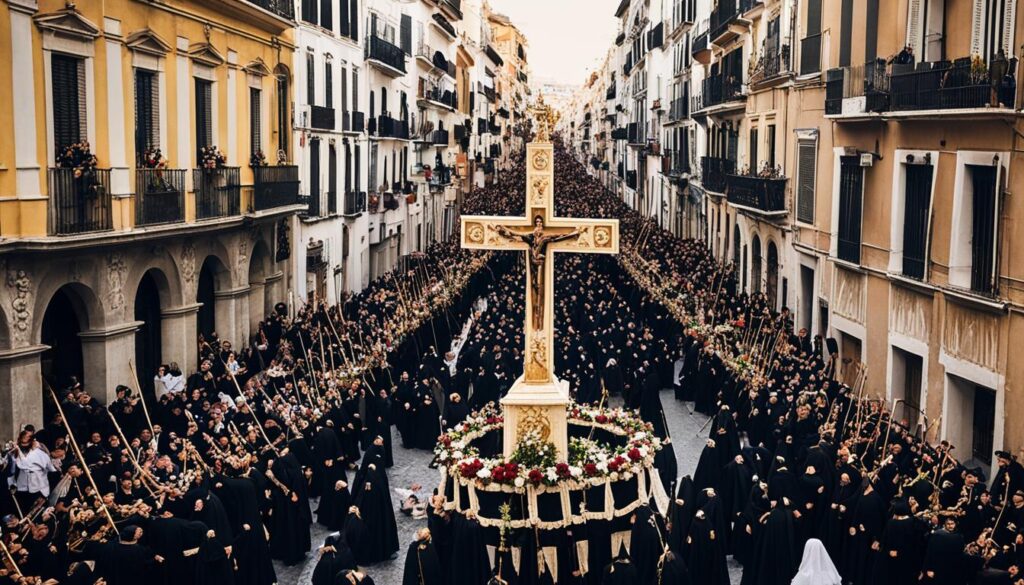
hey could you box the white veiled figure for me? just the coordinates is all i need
[791,538,841,585]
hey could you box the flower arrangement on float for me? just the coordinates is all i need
[435,402,664,491]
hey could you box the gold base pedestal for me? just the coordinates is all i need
[500,377,570,459]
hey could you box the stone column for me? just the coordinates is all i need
[213,286,250,347]
[0,345,46,437]
[161,303,200,371]
[79,321,140,404]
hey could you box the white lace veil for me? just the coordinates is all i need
[791,538,842,585]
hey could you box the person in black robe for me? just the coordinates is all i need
[402,528,443,585]
[312,424,348,528]
[743,479,799,585]
[450,513,492,585]
[85,524,162,585]
[921,517,967,585]
[311,532,357,585]
[339,569,377,585]
[872,500,924,585]
[601,552,637,585]
[686,490,730,585]
[213,473,277,585]
[657,548,693,585]
[629,505,664,584]
[442,392,470,431]
[266,450,312,565]
[353,459,399,563]
[411,377,442,450]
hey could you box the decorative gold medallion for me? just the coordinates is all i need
[466,223,484,244]
[531,151,550,172]
[594,226,612,247]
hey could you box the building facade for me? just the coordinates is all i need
[0,0,299,436]
[566,0,1023,473]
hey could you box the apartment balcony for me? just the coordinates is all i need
[489,121,501,135]
[438,0,462,21]
[417,80,457,112]
[483,85,496,102]
[365,35,406,77]
[623,52,634,77]
[497,107,510,119]
[700,156,735,194]
[369,115,410,140]
[606,84,616,100]
[427,129,450,145]
[750,44,791,86]
[692,74,745,114]
[48,167,112,235]
[709,0,752,47]
[826,58,1017,119]
[668,96,689,122]
[691,26,711,65]
[342,111,366,134]
[253,165,300,211]
[799,34,821,76]
[726,173,787,216]
[626,122,645,146]
[344,191,366,216]
[431,13,458,40]
[207,0,294,34]
[135,168,185,226]
[310,105,335,130]
[611,127,628,140]
[626,170,637,190]
[194,167,241,220]
[383,192,400,211]
[661,149,690,177]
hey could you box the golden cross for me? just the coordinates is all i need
[461,142,619,385]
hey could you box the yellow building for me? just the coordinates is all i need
[0,0,299,436]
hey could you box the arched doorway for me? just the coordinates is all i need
[134,270,165,402]
[751,235,762,294]
[248,241,272,332]
[732,223,741,271]
[40,286,89,414]
[196,256,228,343]
[766,241,779,309]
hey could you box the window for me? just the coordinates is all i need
[340,0,350,37]
[134,69,159,160]
[306,53,315,107]
[325,61,333,109]
[748,127,758,173]
[352,68,360,112]
[276,73,289,157]
[340,65,348,125]
[970,165,998,294]
[320,0,333,33]
[971,0,1018,65]
[766,124,776,170]
[796,139,816,223]
[349,0,359,39]
[400,14,412,56]
[52,53,86,153]
[837,156,864,264]
[250,88,262,156]
[309,138,321,214]
[328,144,338,214]
[902,164,933,279]
[302,0,317,26]
[839,0,854,67]
[195,78,213,157]
[801,0,822,75]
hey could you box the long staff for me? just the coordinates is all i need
[127,359,156,435]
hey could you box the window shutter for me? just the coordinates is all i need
[195,79,213,154]
[796,140,816,223]
[277,74,289,157]
[806,0,822,36]
[340,66,348,122]
[355,144,361,193]
[970,0,986,57]
[52,54,84,153]
[400,14,412,55]
[134,69,160,158]
[325,62,333,109]
[350,0,359,39]
[1002,0,1017,55]
[250,88,262,155]
[340,0,350,36]
[865,0,880,62]
[321,0,333,33]
[353,69,359,111]
[839,0,854,67]
[307,53,315,107]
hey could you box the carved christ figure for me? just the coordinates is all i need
[496,216,582,331]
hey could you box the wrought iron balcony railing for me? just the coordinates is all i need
[668,96,689,121]
[432,13,457,38]
[428,129,450,145]
[611,127,628,140]
[750,43,790,85]
[344,191,366,216]
[311,105,335,130]
[136,168,185,226]
[692,30,709,57]
[606,84,616,100]
[365,35,406,75]
[343,111,365,133]
[825,60,891,115]
[194,167,241,220]
[700,156,735,193]
[246,0,294,21]
[693,74,744,111]
[889,58,1016,112]
[726,173,787,213]
[48,167,112,235]
[369,115,410,140]
[253,165,300,211]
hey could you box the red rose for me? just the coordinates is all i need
[627,448,642,461]
[505,463,520,477]
[584,463,599,477]
[555,463,570,478]
[528,469,544,485]
[490,466,504,482]
[608,459,621,472]
[460,459,481,478]
[595,414,608,424]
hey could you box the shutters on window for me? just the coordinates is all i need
[195,78,213,156]
[321,0,333,33]
[796,139,816,224]
[340,0,350,37]
[340,65,348,125]
[307,53,315,107]
[328,144,338,214]
[250,87,262,155]
[325,62,333,109]
[350,0,359,39]
[907,0,924,56]
[277,74,289,157]
[400,14,412,56]
[52,53,85,153]
[806,0,822,35]
[302,0,317,26]
[134,69,160,159]
[839,0,854,67]
[352,68,360,112]
[865,0,880,62]
[837,156,864,264]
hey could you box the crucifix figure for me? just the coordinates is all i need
[461,142,619,386]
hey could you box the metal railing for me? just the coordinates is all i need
[369,115,410,140]
[343,111,365,133]
[194,167,241,220]
[692,30,709,57]
[418,79,457,110]
[311,105,335,130]
[726,173,787,213]
[890,58,1016,112]
[750,44,790,84]
[428,129,450,145]
[135,168,185,226]
[245,0,294,20]
[700,156,735,193]
[800,34,821,76]
[825,60,890,115]
[693,74,744,111]
[365,35,406,74]
[669,96,688,121]
[344,191,366,215]
[48,167,112,235]
[432,13,457,38]
[253,165,300,211]
[611,127,627,140]
[710,0,739,41]
[606,84,616,100]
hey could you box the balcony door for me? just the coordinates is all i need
[837,156,864,264]
[902,163,934,279]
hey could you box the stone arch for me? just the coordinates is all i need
[133,268,173,402]
[38,282,102,401]
[0,304,10,352]
[766,239,780,310]
[196,254,231,343]
[125,249,185,310]
[247,239,274,333]
[751,234,763,294]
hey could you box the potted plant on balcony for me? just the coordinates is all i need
[249,149,268,168]
[140,148,170,192]
[199,146,227,187]
[57,140,103,198]
[368,192,381,212]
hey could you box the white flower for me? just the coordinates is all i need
[622,471,633,481]
[637,446,648,458]
[610,471,619,481]
[545,469,558,482]
[477,469,490,479]
[597,461,608,473]
[569,466,582,478]
[597,451,608,463]
[438,452,448,461]
[514,477,525,488]
[453,451,464,460]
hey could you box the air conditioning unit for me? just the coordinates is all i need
[860,153,873,167]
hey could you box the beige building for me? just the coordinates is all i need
[0,0,299,437]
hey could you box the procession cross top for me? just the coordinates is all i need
[460,142,620,388]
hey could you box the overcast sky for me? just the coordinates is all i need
[489,0,619,87]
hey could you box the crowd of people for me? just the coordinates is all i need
[3,138,1024,585]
